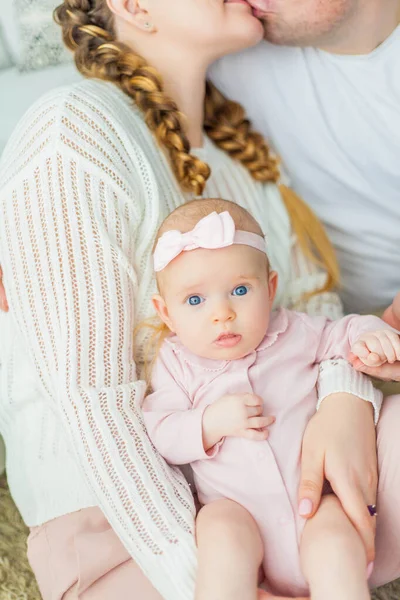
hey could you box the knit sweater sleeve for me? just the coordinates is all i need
[0,90,197,600]
[142,342,219,465]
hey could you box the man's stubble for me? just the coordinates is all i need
[260,0,358,47]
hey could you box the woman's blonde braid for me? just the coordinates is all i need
[55,0,210,195]
[204,82,280,183]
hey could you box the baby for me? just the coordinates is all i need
[142,198,400,600]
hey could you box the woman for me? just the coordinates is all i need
[0,0,399,598]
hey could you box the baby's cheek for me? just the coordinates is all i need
[181,318,208,348]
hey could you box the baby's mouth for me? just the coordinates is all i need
[214,333,242,348]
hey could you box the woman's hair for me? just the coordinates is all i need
[55,0,339,295]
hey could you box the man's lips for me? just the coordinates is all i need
[247,0,276,12]
[224,0,275,17]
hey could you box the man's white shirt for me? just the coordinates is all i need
[211,26,400,313]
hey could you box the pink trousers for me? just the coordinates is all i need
[28,394,400,599]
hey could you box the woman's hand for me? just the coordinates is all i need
[349,292,400,381]
[0,266,8,312]
[299,393,377,563]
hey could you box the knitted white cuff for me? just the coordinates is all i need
[317,359,383,425]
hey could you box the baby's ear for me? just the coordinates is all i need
[152,294,175,332]
[268,270,279,303]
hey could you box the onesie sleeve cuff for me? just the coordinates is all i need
[179,406,224,463]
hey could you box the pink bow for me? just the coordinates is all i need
[154,211,236,272]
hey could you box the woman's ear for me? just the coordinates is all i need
[152,294,175,332]
[106,0,156,32]
[268,270,279,305]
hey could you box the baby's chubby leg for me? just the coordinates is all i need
[195,499,264,600]
[300,495,370,600]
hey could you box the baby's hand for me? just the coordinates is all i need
[203,393,275,448]
[351,329,400,367]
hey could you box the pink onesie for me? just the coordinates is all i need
[142,309,385,596]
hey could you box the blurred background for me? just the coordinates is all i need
[0,0,81,158]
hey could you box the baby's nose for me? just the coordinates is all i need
[213,304,236,323]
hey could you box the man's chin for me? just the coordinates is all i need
[261,15,310,47]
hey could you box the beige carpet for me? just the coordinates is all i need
[0,476,41,600]
[0,476,399,600]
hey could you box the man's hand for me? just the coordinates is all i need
[0,266,8,312]
[382,292,400,329]
[349,292,400,381]
[202,393,275,451]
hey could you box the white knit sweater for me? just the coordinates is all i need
[0,79,380,600]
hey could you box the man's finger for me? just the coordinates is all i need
[385,331,400,362]
[354,361,400,382]
[392,293,400,325]
[348,352,362,367]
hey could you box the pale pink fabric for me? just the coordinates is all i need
[27,507,162,600]
[142,308,388,596]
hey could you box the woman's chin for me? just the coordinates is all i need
[225,19,265,53]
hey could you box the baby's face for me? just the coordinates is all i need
[154,244,277,361]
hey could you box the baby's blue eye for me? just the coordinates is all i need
[232,285,248,297]
[187,295,204,306]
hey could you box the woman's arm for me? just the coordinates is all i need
[299,393,377,564]
[0,102,196,599]
[284,241,378,563]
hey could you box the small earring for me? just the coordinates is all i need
[144,22,152,29]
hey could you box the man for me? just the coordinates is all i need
[211,3,400,543]
[212,0,400,314]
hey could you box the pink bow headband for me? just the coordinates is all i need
[153,211,267,272]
